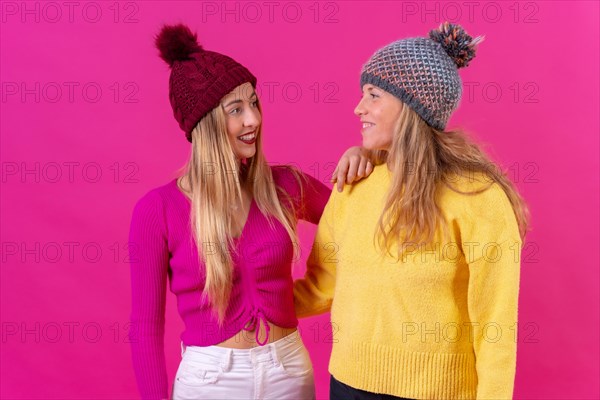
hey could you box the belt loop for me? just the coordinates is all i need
[180,341,186,357]
[271,339,281,367]
[221,348,233,372]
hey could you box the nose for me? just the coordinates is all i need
[244,106,261,128]
[354,96,366,116]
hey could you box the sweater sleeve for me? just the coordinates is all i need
[128,191,170,400]
[293,189,338,317]
[460,184,522,400]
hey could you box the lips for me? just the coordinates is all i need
[361,121,375,132]
[238,130,257,144]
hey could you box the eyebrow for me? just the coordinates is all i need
[223,92,258,108]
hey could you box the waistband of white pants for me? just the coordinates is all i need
[180,329,304,365]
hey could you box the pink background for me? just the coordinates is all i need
[1,1,598,399]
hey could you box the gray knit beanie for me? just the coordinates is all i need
[360,22,484,131]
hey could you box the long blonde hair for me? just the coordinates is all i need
[373,104,530,259]
[176,103,300,324]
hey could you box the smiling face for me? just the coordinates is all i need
[221,82,262,161]
[354,84,404,151]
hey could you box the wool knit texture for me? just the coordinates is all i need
[294,164,522,399]
[156,24,257,142]
[128,166,330,399]
[169,50,256,141]
[360,23,481,131]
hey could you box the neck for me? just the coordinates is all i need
[237,159,251,184]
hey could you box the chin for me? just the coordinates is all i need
[362,138,375,150]
[237,149,256,160]
[363,138,390,152]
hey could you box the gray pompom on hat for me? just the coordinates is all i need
[360,22,484,131]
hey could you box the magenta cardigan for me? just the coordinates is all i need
[128,166,330,399]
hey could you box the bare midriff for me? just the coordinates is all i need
[215,323,298,349]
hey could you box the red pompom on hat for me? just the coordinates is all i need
[155,24,257,142]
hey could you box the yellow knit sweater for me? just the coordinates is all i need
[294,164,522,400]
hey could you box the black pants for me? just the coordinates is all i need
[330,375,415,400]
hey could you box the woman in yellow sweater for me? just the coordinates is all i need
[294,22,530,400]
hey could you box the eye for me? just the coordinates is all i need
[370,93,379,99]
[251,100,259,107]
[229,107,240,115]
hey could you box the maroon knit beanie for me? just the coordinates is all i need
[155,24,257,142]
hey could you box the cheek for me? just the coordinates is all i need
[253,111,263,131]
[383,125,395,143]
[226,119,241,139]
[372,109,395,149]
[382,109,399,137]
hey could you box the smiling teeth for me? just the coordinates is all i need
[362,123,373,128]
[239,133,256,140]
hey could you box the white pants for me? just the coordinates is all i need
[172,331,315,400]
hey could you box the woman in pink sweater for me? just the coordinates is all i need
[128,24,371,400]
